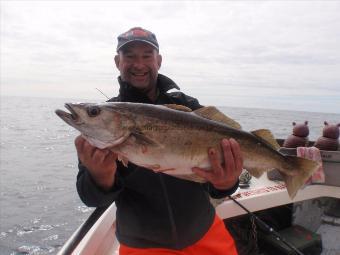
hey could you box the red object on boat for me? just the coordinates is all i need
[119,215,238,255]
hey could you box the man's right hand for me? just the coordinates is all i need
[75,135,118,191]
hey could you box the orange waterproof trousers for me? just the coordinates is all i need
[119,215,238,255]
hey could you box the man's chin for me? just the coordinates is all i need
[130,82,149,89]
[125,76,156,91]
[129,78,151,89]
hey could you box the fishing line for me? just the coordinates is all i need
[95,88,110,100]
[228,195,304,255]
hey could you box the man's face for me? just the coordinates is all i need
[115,42,162,92]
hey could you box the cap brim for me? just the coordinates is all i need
[117,39,159,51]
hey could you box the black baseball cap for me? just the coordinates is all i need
[116,27,159,52]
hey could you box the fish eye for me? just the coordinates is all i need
[87,106,101,117]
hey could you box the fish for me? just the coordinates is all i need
[55,102,319,198]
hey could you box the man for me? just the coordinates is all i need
[75,27,242,255]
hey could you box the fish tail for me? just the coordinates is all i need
[281,156,320,199]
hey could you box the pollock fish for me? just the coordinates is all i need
[55,102,319,198]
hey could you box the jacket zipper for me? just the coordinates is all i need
[158,173,179,248]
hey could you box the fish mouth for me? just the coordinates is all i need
[55,103,79,123]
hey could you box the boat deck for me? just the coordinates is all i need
[59,175,340,255]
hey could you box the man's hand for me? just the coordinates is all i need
[75,135,118,191]
[192,138,243,190]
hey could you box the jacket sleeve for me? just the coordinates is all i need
[205,180,239,199]
[76,161,125,207]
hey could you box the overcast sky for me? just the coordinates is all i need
[1,1,340,113]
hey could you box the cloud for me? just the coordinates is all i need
[1,1,339,113]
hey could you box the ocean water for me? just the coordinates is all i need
[0,95,339,255]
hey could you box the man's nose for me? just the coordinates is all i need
[132,57,145,68]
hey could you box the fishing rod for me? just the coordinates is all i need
[228,195,304,255]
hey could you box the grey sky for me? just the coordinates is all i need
[1,1,340,113]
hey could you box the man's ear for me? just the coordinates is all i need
[157,54,162,69]
[114,55,120,69]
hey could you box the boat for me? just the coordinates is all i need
[58,146,340,255]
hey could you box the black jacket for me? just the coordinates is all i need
[76,74,239,249]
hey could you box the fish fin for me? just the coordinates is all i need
[141,164,161,171]
[245,166,265,178]
[281,156,320,199]
[193,106,242,129]
[251,129,280,150]
[163,104,192,112]
[131,131,160,147]
[170,173,207,183]
[117,154,129,167]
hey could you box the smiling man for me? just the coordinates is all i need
[75,27,242,255]
[114,30,162,101]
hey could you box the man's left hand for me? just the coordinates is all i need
[192,138,243,190]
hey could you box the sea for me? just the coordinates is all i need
[0,95,339,255]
